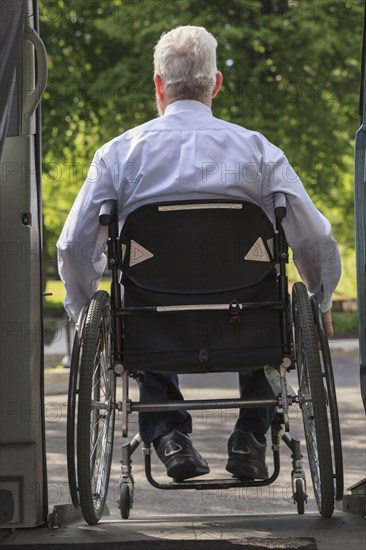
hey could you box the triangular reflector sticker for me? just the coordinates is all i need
[129,240,154,266]
[244,237,270,262]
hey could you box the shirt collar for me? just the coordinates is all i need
[164,100,212,116]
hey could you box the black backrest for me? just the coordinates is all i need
[120,200,276,293]
[119,200,283,373]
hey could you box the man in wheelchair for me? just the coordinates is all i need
[58,26,342,520]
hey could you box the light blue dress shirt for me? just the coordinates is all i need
[57,100,341,320]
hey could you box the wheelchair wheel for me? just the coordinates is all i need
[294,478,306,515]
[310,296,343,502]
[66,306,87,508]
[119,483,132,520]
[77,291,116,524]
[292,282,334,518]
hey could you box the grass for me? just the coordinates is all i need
[44,279,359,337]
[332,312,359,338]
[44,278,111,310]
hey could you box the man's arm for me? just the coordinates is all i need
[57,150,117,321]
[260,141,342,314]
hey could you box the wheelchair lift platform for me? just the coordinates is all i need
[1,511,365,550]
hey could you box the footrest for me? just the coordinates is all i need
[169,476,275,490]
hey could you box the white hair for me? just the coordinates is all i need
[154,26,218,102]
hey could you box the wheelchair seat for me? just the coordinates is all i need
[120,200,284,372]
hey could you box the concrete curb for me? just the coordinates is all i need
[43,339,359,396]
[329,338,359,353]
[44,369,69,396]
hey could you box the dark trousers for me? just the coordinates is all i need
[138,369,275,443]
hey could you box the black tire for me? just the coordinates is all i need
[119,483,131,520]
[67,335,80,508]
[294,478,306,515]
[292,282,334,518]
[66,307,87,508]
[311,296,344,502]
[77,291,116,524]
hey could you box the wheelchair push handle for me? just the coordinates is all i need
[99,199,119,240]
[99,199,118,226]
[274,193,286,222]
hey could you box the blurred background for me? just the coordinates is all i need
[39,0,363,339]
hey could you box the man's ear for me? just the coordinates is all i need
[212,71,223,99]
[154,74,165,101]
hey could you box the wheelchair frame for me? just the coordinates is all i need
[67,196,343,524]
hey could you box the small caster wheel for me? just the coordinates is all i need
[119,483,131,519]
[294,478,306,515]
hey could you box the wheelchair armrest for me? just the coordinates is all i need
[99,200,118,226]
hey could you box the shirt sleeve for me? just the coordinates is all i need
[56,150,117,321]
[260,141,342,312]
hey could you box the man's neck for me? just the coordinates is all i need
[161,97,212,114]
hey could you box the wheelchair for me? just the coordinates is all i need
[66,194,343,524]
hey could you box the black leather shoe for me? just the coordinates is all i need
[153,429,210,481]
[226,430,269,480]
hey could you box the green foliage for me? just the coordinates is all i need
[332,311,359,338]
[40,0,363,297]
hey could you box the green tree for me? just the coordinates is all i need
[40,0,363,296]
